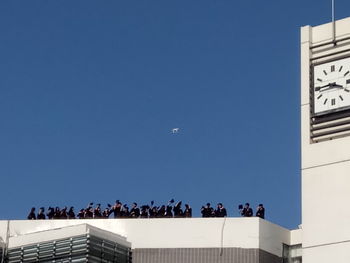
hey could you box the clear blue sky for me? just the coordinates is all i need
[1,1,349,229]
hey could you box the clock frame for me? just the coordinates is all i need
[312,56,350,116]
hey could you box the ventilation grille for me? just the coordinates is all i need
[311,109,350,142]
[7,234,132,263]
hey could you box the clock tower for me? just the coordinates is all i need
[301,17,350,263]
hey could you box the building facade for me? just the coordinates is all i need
[301,16,350,263]
[0,218,301,263]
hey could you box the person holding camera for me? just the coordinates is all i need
[239,203,253,217]
[256,204,265,219]
[112,200,122,218]
[201,203,214,217]
[215,203,227,217]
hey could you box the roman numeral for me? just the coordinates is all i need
[331,65,335,72]
[331,98,336,105]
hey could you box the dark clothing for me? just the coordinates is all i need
[53,208,61,219]
[102,209,111,218]
[201,206,214,217]
[27,211,36,220]
[37,212,45,220]
[94,208,102,218]
[165,205,173,218]
[112,203,122,218]
[184,207,192,218]
[47,208,54,219]
[68,209,75,219]
[130,207,140,218]
[173,203,183,218]
[157,206,166,218]
[149,206,158,218]
[256,207,265,219]
[60,210,68,219]
[120,206,129,218]
[241,207,253,217]
[174,208,183,217]
[77,210,85,219]
[85,208,93,219]
[215,207,227,217]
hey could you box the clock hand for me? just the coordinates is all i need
[331,83,344,89]
[315,83,331,91]
[323,83,345,91]
[315,82,344,92]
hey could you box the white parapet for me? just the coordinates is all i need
[0,218,293,258]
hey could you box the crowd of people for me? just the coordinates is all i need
[200,202,264,219]
[27,199,192,220]
[27,200,265,220]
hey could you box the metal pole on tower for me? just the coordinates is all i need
[332,0,336,45]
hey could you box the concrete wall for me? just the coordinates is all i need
[301,16,350,263]
[290,229,302,246]
[132,248,281,263]
[303,242,350,263]
[0,217,292,258]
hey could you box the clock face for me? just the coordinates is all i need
[313,56,350,115]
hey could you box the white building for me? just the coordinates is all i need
[0,218,302,263]
[1,15,350,263]
[301,15,350,263]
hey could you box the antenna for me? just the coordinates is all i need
[332,0,336,44]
